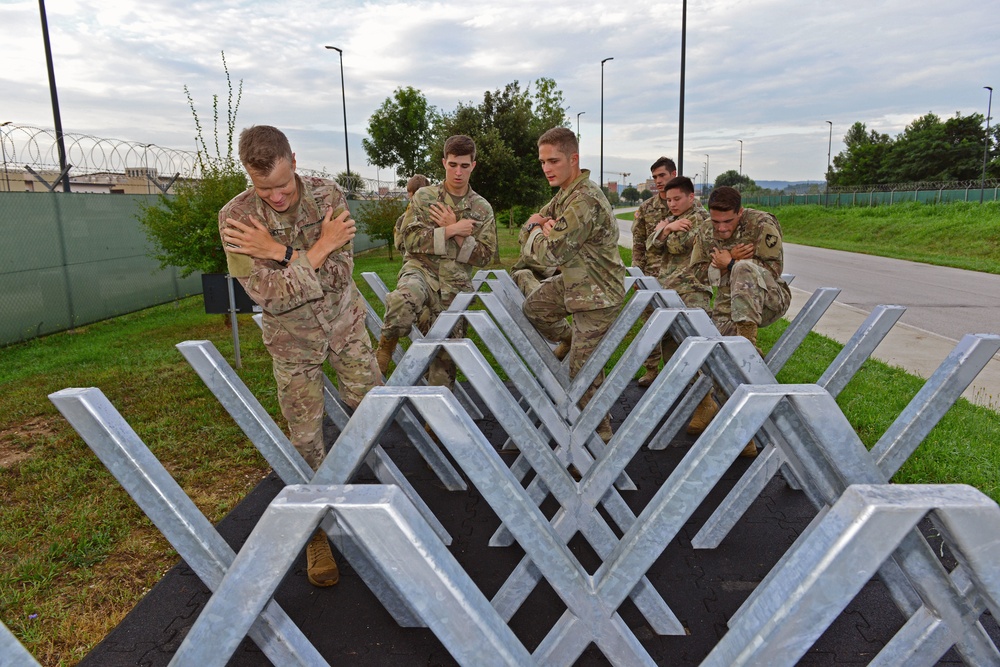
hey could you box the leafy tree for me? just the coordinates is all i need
[429,79,569,212]
[356,197,407,258]
[621,186,640,204]
[335,170,365,196]
[140,52,247,277]
[362,86,436,185]
[639,188,653,200]
[713,169,756,190]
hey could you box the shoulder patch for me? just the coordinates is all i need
[765,234,778,248]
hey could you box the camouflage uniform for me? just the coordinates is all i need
[219,176,380,470]
[509,255,557,298]
[683,207,791,335]
[520,169,625,410]
[631,194,670,277]
[642,202,713,365]
[382,184,497,387]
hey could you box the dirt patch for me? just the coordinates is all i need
[0,415,60,467]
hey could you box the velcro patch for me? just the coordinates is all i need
[765,234,778,248]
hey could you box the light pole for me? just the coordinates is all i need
[981,86,993,204]
[325,45,352,192]
[704,153,709,192]
[826,120,833,206]
[677,0,687,174]
[141,143,152,194]
[38,0,70,192]
[576,111,585,142]
[738,139,743,177]
[601,57,613,191]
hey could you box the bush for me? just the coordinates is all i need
[356,197,407,257]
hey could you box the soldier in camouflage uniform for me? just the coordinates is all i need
[678,185,791,454]
[519,127,626,443]
[219,125,379,587]
[510,254,557,299]
[631,156,676,280]
[376,135,497,389]
[639,175,711,388]
[393,174,431,255]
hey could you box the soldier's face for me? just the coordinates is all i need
[652,166,676,197]
[710,208,742,240]
[249,156,298,213]
[442,153,476,196]
[538,144,578,190]
[664,188,695,216]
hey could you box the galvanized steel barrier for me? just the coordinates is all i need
[11,267,998,665]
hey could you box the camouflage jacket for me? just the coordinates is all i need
[646,202,711,287]
[218,176,360,357]
[631,194,669,276]
[400,184,497,297]
[519,170,625,312]
[688,207,788,293]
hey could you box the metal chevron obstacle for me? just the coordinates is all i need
[9,267,998,665]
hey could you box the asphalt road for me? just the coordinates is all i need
[783,243,1000,344]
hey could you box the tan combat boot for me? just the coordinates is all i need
[740,439,758,458]
[306,530,340,587]
[637,366,659,388]
[686,393,719,435]
[735,321,764,357]
[376,335,398,377]
[552,333,573,361]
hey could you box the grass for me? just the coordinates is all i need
[1,211,998,665]
[616,201,1000,274]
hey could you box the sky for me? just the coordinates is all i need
[2,0,998,188]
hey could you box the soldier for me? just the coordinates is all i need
[509,253,557,302]
[632,157,680,385]
[375,135,497,389]
[680,185,791,455]
[219,125,380,587]
[519,127,626,443]
[638,175,711,389]
[393,174,431,255]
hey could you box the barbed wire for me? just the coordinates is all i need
[828,178,1000,194]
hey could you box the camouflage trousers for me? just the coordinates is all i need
[712,260,791,335]
[271,292,380,471]
[523,274,620,411]
[643,276,710,372]
[511,267,545,299]
[381,266,462,389]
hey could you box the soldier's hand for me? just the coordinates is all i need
[429,202,457,228]
[673,217,693,232]
[525,213,550,229]
[654,219,670,239]
[731,243,754,260]
[541,219,557,237]
[223,215,284,261]
[709,247,733,270]
[446,218,474,238]
[321,206,356,251]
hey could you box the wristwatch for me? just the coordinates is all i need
[277,245,294,267]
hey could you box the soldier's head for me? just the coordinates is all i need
[650,156,677,197]
[406,174,430,198]
[663,176,696,217]
[537,127,581,190]
[707,186,744,240]
[239,125,298,213]
[441,135,477,197]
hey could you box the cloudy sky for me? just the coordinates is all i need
[2,0,998,188]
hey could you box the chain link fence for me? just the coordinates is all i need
[741,179,1000,207]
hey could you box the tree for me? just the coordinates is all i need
[356,197,407,258]
[429,79,569,212]
[713,169,756,191]
[621,186,640,204]
[335,170,365,196]
[362,86,436,185]
[140,52,247,277]
[639,188,653,200]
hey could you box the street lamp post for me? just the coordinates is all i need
[738,139,743,177]
[826,120,833,206]
[704,154,709,191]
[981,86,993,204]
[325,45,352,192]
[1,121,11,192]
[601,57,613,191]
[677,0,687,175]
[38,0,70,192]
[576,111,585,142]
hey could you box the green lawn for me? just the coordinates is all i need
[2,209,998,664]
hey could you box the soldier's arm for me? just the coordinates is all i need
[456,204,497,267]
[752,218,784,278]
[218,206,326,316]
[401,192,446,257]
[522,195,594,268]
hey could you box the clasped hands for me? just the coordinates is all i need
[710,243,754,271]
[524,213,556,237]
[429,202,474,245]
[654,216,692,240]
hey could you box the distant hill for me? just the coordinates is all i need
[756,180,825,193]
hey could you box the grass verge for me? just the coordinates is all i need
[1,220,997,664]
